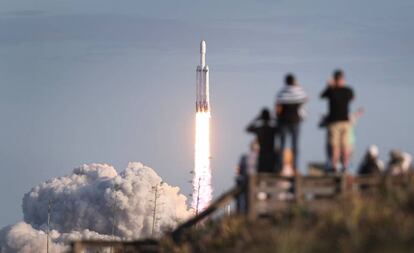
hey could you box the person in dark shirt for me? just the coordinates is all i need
[275,74,307,172]
[246,109,278,173]
[321,69,354,172]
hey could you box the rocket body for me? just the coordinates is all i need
[196,40,210,112]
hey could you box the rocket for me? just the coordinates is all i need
[196,40,210,112]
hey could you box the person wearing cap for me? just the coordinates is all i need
[246,109,278,173]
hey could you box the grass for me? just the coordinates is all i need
[161,175,414,253]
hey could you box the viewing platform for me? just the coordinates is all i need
[70,167,414,253]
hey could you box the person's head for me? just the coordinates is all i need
[260,108,271,122]
[333,69,345,86]
[285,73,296,86]
[367,145,379,159]
[390,150,404,163]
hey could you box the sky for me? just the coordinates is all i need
[1,0,414,227]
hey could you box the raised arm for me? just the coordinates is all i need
[321,80,334,98]
[320,87,330,99]
[246,118,259,133]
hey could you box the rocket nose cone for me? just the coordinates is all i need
[200,40,206,54]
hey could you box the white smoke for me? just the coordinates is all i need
[0,162,191,253]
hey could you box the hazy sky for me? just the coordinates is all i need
[1,0,414,227]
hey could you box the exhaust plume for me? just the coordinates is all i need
[0,162,190,253]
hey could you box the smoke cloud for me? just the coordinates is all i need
[0,162,191,253]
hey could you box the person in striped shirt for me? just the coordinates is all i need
[275,74,308,172]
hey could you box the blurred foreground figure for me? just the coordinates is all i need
[246,109,278,173]
[386,150,412,175]
[358,145,384,175]
[236,140,259,213]
[275,73,308,172]
[238,140,259,177]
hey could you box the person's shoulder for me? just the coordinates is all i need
[345,85,354,92]
[277,86,289,95]
[275,87,286,99]
[295,85,308,95]
[344,86,354,97]
[336,86,352,93]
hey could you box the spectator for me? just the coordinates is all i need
[321,69,354,172]
[246,109,278,173]
[386,150,412,175]
[358,145,384,175]
[275,73,307,172]
[236,140,259,213]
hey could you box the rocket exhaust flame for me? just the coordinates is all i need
[192,111,212,212]
[192,40,212,212]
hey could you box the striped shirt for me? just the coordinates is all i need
[276,85,308,104]
[276,85,308,123]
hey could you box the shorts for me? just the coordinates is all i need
[328,121,352,150]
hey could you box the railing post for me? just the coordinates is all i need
[294,174,302,204]
[247,174,257,221]
[340,173,347,196]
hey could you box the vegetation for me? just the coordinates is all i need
[161,176,414,253]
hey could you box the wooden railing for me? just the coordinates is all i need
[172,186,242,242]
[246,174,347,219]
[71,239,159,253]
[71,172,413,252]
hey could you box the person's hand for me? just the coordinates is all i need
[356,107,364,118]
[327,79,335,87]
[276,104,282,115]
